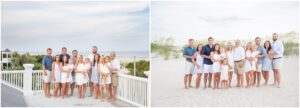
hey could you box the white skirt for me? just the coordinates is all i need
[61,72,71,83]
[212,62,221,73]
[244,60,252,72]
[76,73,84,85]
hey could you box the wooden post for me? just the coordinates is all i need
[23,64,34,95]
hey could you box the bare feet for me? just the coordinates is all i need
[185,86,188,89]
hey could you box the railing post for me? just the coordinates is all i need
[23,64,34,95]
[133,56,136,76]
[146,71,151,107]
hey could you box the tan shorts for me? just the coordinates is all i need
[111,73,118,86]
[272,58,282,70]
[234,61,244,75]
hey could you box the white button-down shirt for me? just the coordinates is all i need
[110,58,120,73]
[272,40,284,58]
[233,46,245,61]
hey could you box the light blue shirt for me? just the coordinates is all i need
[272,40,284,58]
[257,45,267,64]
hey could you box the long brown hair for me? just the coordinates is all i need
[264,41,272,53]
[93,54,100,66]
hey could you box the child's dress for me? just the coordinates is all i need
[221,65,229,80]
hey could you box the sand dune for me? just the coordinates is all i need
[151,56,299,107]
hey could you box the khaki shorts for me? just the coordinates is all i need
[272,58,282,70]
[234,61,244,75]
[111,73,118,86]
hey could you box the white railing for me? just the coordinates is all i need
[117,73,149,107]
[1,70,24,91]
[0,64,150,107]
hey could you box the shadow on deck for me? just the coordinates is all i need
[1,84,135,107]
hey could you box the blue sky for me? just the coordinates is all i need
[151,1,299,46]
[2,1,149,52]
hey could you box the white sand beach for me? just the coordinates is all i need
[151,56,299,107]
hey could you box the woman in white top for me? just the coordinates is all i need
[75,55,86,99]
[52,55,61,97]
[211,44,222,89]
[91,54,100,99]
[225,42,234,88]
[192,43,204,89]
[98,56,112,101]
[244,42,254,88]
[60,56,72,99]
[220,58,229,89]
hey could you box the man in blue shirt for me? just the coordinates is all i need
[272,33,284,88]
[42,48,53,97]
[201,37,214,88]
[183,39,196,89]
[254,37,267,87]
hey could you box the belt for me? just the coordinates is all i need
[273,57,282,60]
[234,60,242,62]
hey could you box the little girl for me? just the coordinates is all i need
[220,58,229,89]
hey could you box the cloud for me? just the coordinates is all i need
[151,1,299,46]
[2,1,149,52]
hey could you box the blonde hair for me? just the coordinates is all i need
[245,42,252,51]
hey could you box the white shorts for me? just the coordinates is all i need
[272,58,282,70]
[256,63,262,72]
[203,64,213,73]
[43,70,51,83]
[185,61,195,75]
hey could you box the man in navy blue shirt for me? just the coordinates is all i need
[183,39,196,89]
[42,48,53,97]
[201,37,214,88]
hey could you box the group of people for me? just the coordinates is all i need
[183,33,284,89]
[42,46,120,102]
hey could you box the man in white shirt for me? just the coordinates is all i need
[87,46,98,96]
[233,40,245,88]
[272,33,284,88]
[109,51,120,102]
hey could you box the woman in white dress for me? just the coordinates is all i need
[91,54,100,99]
[220,58,229,89]
[192,43,203,89]
[75,55,86,99]
[52,55,61,97]
[244,42,254,88]
[82,58,91,98]
[225,42,234,87]
[60,56,72,99]
[211,44,222,89]
[98,56,112,101]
